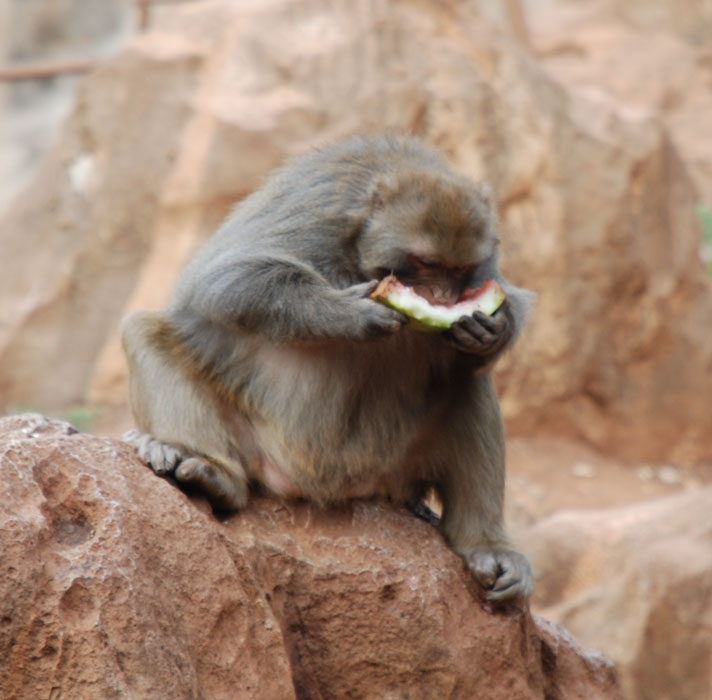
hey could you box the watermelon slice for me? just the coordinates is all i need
[370,275,506,331]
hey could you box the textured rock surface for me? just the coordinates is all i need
[0,0,710,465]
[529,0,712,200]
[523,489,712,700]
[0,414,621,700]
[0,415,295,699]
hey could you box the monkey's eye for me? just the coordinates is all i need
[406,254,439,270]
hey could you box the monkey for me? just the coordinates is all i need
[121,134,534,603]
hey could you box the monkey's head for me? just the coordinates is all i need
[358,172,499,305]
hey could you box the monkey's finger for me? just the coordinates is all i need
[462,309,511,342]
[360,304,408,336]
[448,320,492,353]
[351,280,380,298]
[472,309,507,335]
[457,315,494,343]
[476,316,512,357]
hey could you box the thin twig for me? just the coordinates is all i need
[0,60,96,81]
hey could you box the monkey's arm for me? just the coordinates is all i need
[435,373,533,603]
[181,254,406,341]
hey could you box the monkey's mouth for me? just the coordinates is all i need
[412,284,459,306]
[370,275,506,331]
[401,255,469,306]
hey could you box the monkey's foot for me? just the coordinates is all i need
[174,457,248,511]
[465,547,534,604]
[122,429,182,475]
[123,430,248,510]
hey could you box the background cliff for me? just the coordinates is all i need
[1,1,710,698]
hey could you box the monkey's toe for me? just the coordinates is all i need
[467,548,499,588]
[175,457,248,511]
[174,456,211,483]
[466,547,534,603]
[124,430,182,475]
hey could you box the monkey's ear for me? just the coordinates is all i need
[475,183,493,207]
[368,175,399,210]
[467,182,497,228]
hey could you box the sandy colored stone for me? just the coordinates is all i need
[0,414,621,699]
[523,489,712,700]
[0,0,710,468]
[0,0,135,214]
[528,0,712,202]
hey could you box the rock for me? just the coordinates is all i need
[523,489,712,700]
[0,0,710,466]
[529,0,712,202]
[612,0,712,42]
[0,414,295,699]
[0,414,621,699]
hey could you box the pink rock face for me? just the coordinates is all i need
[0,415,621,700]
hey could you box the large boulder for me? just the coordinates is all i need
[523,489,712,700]
[0,414,621,699]
[0,0,710,465]
[528,0,712,202]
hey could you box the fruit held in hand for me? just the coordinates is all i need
[370,275,506,331]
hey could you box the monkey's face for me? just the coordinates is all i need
[359,175,498,305]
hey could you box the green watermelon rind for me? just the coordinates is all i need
[371,276,506,332]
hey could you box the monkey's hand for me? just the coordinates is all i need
[466,547,534,604]
[338,280,408,339]
[445,299,514,361]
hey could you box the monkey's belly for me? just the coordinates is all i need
[238,340,440,502]
[255,456,391,501]
[256,457,304,498]
[248,419,399,501]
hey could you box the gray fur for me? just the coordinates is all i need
[122,134,534,602]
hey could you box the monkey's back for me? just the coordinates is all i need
[174,135,453,299]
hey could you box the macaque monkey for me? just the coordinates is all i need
[122,134,534,603]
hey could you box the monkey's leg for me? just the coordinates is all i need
[121,311,249,510]
[435,373,533,604]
